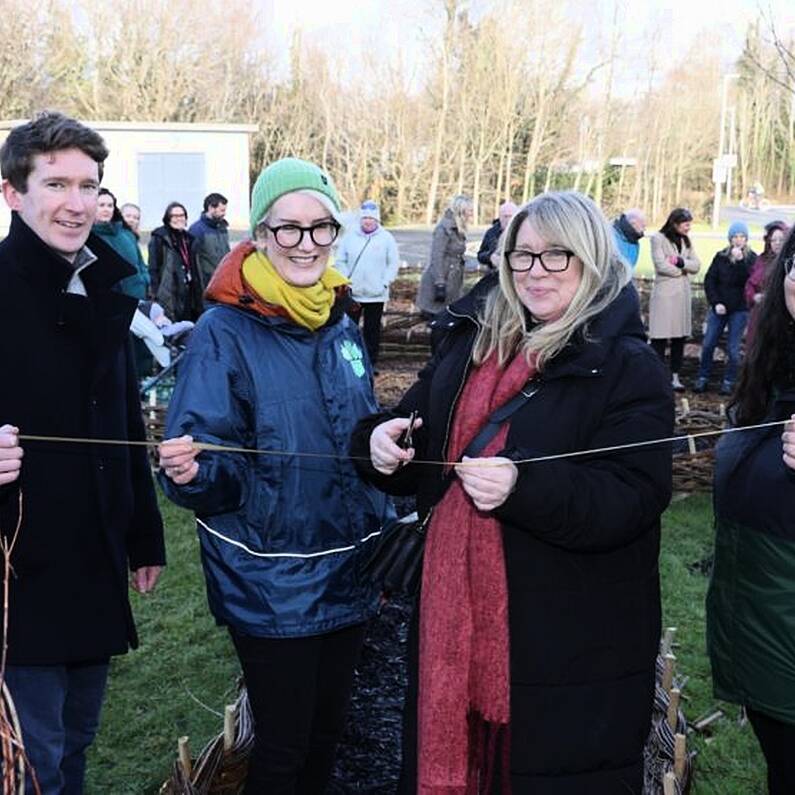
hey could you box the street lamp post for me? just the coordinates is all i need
[711,73,739,230]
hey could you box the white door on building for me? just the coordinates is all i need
[138,152,206,231]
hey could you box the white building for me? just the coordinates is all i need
[0,119,258,232]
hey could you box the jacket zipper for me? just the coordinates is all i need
[438,307,479,479]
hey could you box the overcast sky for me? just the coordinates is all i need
[260,0,795,95]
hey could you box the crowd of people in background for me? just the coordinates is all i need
[3,111,795,795]
[57,166,786,402]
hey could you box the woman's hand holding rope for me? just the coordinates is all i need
[454,456,518,512]
[159,435,200,485]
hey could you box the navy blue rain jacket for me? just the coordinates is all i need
[160,300,392,637]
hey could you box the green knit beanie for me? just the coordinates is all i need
[249,157,341,234]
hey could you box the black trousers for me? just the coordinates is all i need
[230,622,366,795]
[348,302,385,367]
[747,707,795,795]
[650,337,685,375]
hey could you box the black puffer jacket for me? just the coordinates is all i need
[703,247,757,313]
[352,281,673,793]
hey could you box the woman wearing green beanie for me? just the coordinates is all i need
[158,157,392,793]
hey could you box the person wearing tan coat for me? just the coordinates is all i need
[648,208,701,391]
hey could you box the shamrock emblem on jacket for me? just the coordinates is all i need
[340,340,365,378]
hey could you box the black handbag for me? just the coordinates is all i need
[362,381,538,596]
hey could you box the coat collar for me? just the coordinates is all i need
[3,212,135,292]
[438,275,645,379]
[1,213,137,384]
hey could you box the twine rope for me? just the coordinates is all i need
[17,417,791,468]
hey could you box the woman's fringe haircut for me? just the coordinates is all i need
[473,191,631,370]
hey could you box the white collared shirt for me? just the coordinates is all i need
[65,245,98,296]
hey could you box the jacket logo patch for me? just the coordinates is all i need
[340,340,365,377]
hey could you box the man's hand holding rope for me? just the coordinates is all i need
[0,425,22,486]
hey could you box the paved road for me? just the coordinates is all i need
[720,203,795,229]
[391,227,488,269]
[223,205,795,269]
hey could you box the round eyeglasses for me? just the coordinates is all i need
[505,248,575,273]
[263,221,341,249]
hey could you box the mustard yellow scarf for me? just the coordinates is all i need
[242,250,348,331]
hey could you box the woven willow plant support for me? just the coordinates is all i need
[0,492,39,795]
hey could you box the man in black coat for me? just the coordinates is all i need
[0,112,165,794]
[476,201,517,269]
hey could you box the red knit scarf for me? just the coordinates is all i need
[418,351,536,794]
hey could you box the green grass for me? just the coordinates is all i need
[84,492,767,793]
[85,498,239,794]
[660,493,766,794]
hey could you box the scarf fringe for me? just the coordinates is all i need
[465,711,511,795]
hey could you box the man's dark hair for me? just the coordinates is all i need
[0,111,108,192]
[203,192,228,212]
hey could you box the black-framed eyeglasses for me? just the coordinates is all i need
[505,248,576,273]
[263,221,341,249]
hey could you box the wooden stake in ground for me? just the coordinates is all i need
[661,626,677,656]
[662,653,676,693]
[674,733,687,780]
[667,688,681,730]
[663,770,677,795]
[178,736,192,779]
[223,704,236,752]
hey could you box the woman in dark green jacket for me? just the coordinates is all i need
[93,188,150,300]
[706,225,795,795]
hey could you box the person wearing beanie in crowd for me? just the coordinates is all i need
[648,208,701,392]
[157,157,391,794]
[693,221,757,395]
[612,208,646,269]
[335,199,399,372]
[745,220,789,348]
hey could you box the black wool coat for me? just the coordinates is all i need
[0,213,166,665]
[352,278,673,793]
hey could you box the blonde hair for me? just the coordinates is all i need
[472,191,631,370]
[448,194,473,235]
